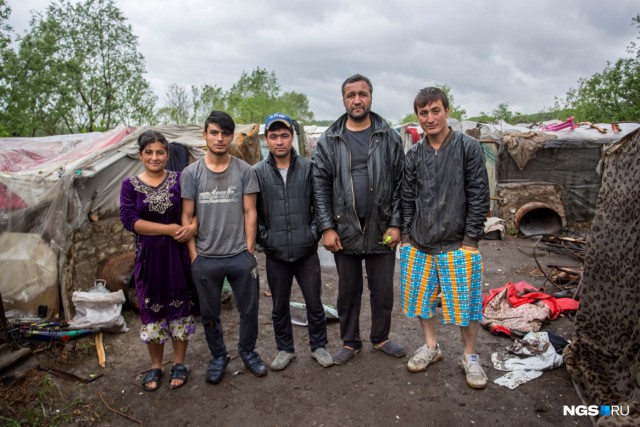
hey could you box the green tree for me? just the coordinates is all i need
[274,91,314,123]
[0,15,72,136]
[190,84,224,124]
[223,67,314,123]
[0,0,14,135]
[0,0,10,50]
[158,84,190,124]
[225,67,280,123]
[158,68,315,125]
[563,15,640,122]
[491,102,521,123]
[438,84,466,121]
[0,0,156,136]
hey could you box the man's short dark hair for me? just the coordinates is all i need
[204,111,235,134]
[341,74,373,96]
[413,87,450,113]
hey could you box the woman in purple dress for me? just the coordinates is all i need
[120,130,198,391]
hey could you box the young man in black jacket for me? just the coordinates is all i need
[400,87,490,389]
[253,113,333,370]
[313,75,406,365]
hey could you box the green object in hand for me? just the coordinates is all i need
[383,235,392,245]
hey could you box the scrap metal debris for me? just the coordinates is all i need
[529,234,586,298]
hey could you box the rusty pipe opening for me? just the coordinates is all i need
[515,202,563,236]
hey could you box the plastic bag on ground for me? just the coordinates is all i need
[68,281,128,333]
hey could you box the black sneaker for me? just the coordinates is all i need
[206,355,230,384]
[240,350,267,377]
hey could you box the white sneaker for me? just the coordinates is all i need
[461,354,488,389]
[407,343,443,372]
[311,347,334,368]
[270,351,296,371]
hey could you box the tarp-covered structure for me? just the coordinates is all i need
[0,124,261,320]
[458,120,640,233]
[563,128,640,426]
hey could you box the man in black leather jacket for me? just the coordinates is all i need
[313,74,406,365]
[253,113,333,371]
[400,87,490,389]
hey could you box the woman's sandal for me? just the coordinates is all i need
[142,368,163,392]
[169,363,190,389]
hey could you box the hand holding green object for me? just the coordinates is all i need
[383,235,391,245]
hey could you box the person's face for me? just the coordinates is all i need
[342,80,372,121]
[266,127,293,159]
[416,99,450,139]
[203,123,234,156]
[139,141,168,173]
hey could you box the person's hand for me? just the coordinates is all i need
[174,223,196,242]
[381,227,401,249]
[322,229,343,252]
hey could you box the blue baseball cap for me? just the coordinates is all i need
[265,113,293,131]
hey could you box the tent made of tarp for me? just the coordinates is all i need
[0,124,260,319]
[458,120,640,231]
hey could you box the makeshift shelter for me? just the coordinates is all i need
[0,124,261,320]
[461,120,640,235]
[563,128,640,426]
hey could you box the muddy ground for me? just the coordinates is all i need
[1,236,590,426]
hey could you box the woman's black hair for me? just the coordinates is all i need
[137,130,169,152]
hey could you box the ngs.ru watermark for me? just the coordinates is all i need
[563,405,630,417]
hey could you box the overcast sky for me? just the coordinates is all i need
[7,0,639,122]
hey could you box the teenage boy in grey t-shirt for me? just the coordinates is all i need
[181,111,267,384]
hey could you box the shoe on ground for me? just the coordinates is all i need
[311,347,334,368]
[461,354,488,389]
[332,346,361,366]
[240,350,268,377]
[206,355,230,384]
[407,343,443,373]
[270,351,296,371]
[372,340,406,357]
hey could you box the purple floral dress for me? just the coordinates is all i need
[119,171,198,325]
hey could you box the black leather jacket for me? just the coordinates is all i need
[402,130,489,254]
[253,149,320,262]
[313,112,404,254]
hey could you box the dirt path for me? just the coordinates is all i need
[1,237,590,426]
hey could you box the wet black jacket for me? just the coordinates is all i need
[312,112,404,254]
[401,130,489,254]
[253,149,319,262]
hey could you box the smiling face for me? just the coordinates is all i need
[139,141,168,174]
[416,99,450,141]
[203,122,234,156]
[342,80,372,121]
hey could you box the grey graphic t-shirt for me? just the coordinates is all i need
[181,156,259,257]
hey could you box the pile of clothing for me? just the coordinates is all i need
[481,281,579,337]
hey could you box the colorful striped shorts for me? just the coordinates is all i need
[140,315,196,344]
[399,245,483,326]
